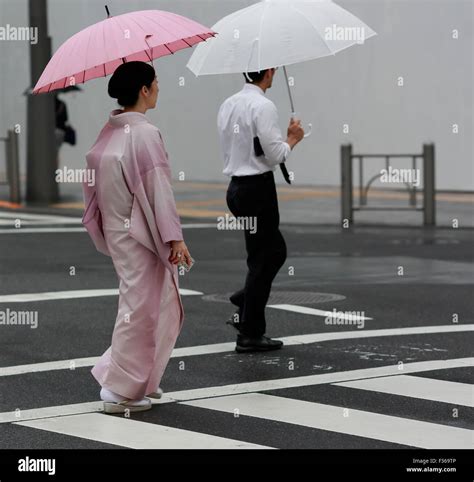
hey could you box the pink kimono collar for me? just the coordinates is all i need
[109,109,149,127]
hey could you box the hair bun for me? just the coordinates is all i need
[107,78,119,99]
[107,61,156,107]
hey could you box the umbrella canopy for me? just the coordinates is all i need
[24,85,82,96]
[187,0,376,76]
[33,9,215,94]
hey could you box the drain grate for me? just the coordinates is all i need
[202,291,345,305]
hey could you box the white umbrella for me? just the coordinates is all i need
[187,0,376,134]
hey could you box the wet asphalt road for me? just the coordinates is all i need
[0,213,472,450]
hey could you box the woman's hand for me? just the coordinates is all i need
[168,240,192,266]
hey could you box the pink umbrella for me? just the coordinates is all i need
[33,7,216,94]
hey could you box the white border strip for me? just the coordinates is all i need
[0,227,86,234]
[0,325,472,378]
[16,413,270,449]
[0,222,217,234]
[335,375,474,407]
[1,358,471,424]
[269,304,372,320]
[183,394,472,449]
[0,288,203,303]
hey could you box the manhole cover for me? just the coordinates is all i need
[202,291,345,304]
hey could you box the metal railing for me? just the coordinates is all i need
[341,143,435,226]
[0,129,20,204]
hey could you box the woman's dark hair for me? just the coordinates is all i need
[108,61,156,107]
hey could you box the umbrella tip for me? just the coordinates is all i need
[105,5,110,18]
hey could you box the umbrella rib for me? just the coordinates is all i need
[204,0,259,70]
[41,30,80,91]
[64,32,87,87]
[149,12,192,39]
[182,37,193,48]
[164,44,174,55]
[126,14,153,60]
[146,12,209,51]
[54,20,113,87]
[81,22,95,82]
[194,28,223,74]
[138,12,212,60]
[127,14,176,60]
[145,14,182,55]
[111,14,156,63]
[102,16,108,76]
[218,2,261,28]
[290,4,335,57]
[254,0,271,72]
[142,37,153,62]
[111,14,130,62]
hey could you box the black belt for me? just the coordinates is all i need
[231,171,274,183]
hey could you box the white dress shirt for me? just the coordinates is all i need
[217,83,291,177]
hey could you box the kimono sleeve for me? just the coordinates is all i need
[137,129,184,245]
[81,180,111,256]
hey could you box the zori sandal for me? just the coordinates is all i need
[100,387,152,414]
[146,387,164,399]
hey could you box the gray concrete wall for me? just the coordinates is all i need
[0,0,472,190]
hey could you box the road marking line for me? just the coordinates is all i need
[0,220,82,226]
[182,393,472,449]
[335,375,474,407]
[0,289,118,302]
[0,222,217,234]
[164,358,474,403]
[184,223,217,228]
[0,221,52,226]
[269,304,372,320]
[14,412,269,449]
[0,212,82,222]
[0,227,86,234]
[0,325,472,378]
[0,288,202,303]
[1,358,471,424]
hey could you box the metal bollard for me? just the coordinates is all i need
[6,129,20,204]
[341,144,353,227]
[423,143,435,226]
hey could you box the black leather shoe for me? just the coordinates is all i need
[226,309,242,332]
[236,335,284,353]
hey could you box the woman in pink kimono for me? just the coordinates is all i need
[82,61,192,414]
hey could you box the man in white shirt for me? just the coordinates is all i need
[217,68,304,353]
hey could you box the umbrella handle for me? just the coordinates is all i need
[291,112,312,139]
[285,68,312,139]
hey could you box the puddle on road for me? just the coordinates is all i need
[399,344,448,352]
[223,353,297,367]
[312,364,333,371]
[329,342,448,361]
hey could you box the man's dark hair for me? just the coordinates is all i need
[243,69,270,84]
[108,61,156,107]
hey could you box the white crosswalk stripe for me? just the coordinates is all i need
[0,212,83,226]
[15,413,270,449]
[183,393,472,449]
[0,211,217,233]
[5,361,473,449]
[335,375,474,407]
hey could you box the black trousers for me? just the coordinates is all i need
[226,170,287,337]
